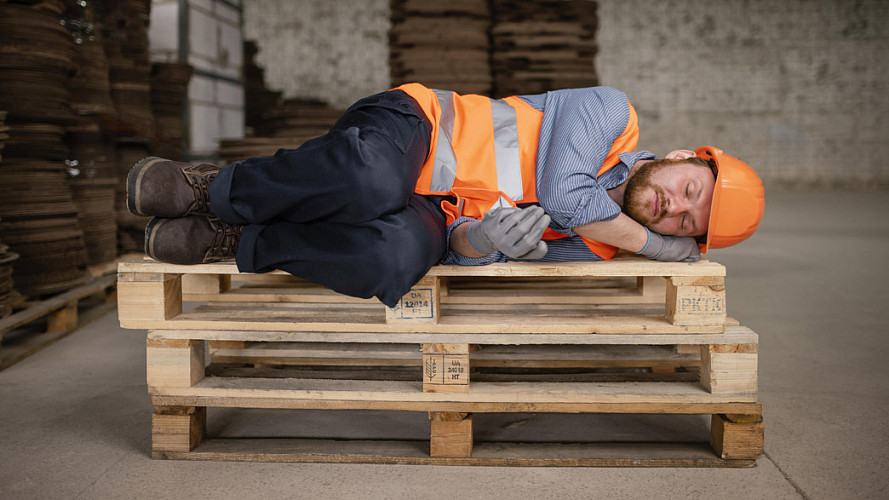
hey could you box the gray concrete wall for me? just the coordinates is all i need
[596,0,889,188]
[241,0,390,109]
[242,0,889,188]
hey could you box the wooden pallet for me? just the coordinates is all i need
[117,255,763,466]
[0,271,116,370]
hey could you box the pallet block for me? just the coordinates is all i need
[118,255,763,466]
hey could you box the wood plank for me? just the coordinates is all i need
[121,309,724,334]
[210,343,700,365]
[154,438,755,467]
[195,281,665,305]
[149,376,759,407]
[149,325,756,345]
[118,256,726,278]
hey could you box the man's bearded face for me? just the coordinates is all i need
[624,158,716,238]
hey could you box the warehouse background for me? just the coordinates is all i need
[241,0,889,189]
[0,0,886,312]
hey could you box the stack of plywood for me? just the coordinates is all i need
[491,0,598,97]
[389,0,493,96]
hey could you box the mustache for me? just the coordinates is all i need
[649,186,667,224]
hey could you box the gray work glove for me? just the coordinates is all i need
[636,227,701,262]
[467,206,550,260]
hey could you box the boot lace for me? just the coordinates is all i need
[181,164,219,215]
[204,217,242,262]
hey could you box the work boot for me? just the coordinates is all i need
[127,156,221,217]
[144,215,242,264]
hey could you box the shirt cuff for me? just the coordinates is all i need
[441,216,506,266]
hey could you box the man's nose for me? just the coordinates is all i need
[665,196,691,216]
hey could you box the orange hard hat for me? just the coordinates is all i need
[696,146,765,253]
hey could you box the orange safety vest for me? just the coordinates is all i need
[396,83,640,260]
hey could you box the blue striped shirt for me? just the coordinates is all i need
[442,87,655,265]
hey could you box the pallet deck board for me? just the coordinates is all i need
[149,325,755,345]
[130,311,718,334]
[157,438,755,467]
[151,377,758,407]
[118,257,727,278]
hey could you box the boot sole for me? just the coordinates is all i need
[143,216,164,261]
[126,156,165,216]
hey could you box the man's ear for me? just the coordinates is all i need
[665,149,696,160]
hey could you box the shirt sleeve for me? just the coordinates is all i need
[534,87,635,230]
[440,217,508,265]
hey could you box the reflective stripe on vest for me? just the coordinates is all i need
[431,89,524,202]
[430,90,458,192]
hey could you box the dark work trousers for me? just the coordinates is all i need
[208,90,446,307]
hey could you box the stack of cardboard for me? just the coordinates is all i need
[0,0,91,298]
[389,0,493,96]
[491,0,598,97]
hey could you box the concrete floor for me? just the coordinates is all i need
[1,190,887,499]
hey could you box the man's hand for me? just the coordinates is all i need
[636,227,701,262]
[467,206,550,259]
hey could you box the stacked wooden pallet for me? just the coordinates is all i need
[491,0,598,97]
[0,268,117,370]
[118,255,763,466]
[389,0,493,96]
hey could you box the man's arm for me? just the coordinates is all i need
[573,213,648,253]
[450,222,485,258]
[576,213,701,262]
